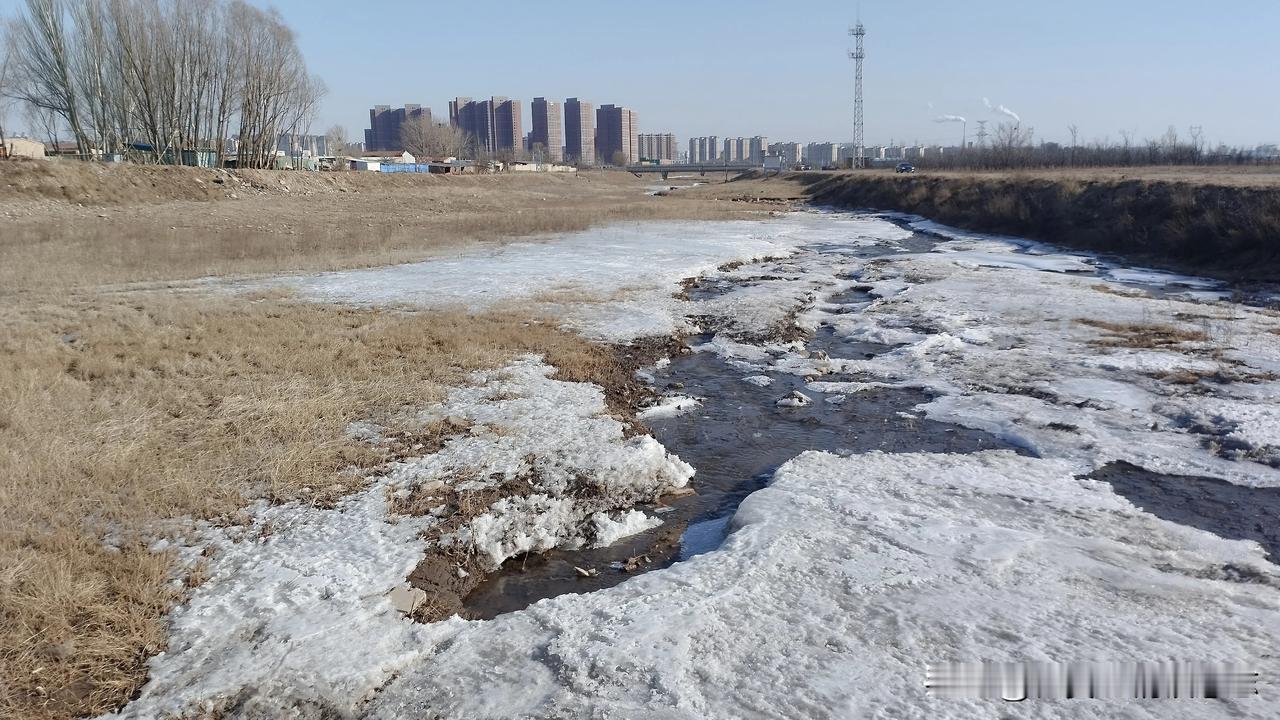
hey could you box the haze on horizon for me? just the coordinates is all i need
[2,0,1276,148]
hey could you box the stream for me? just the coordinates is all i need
[464,212,1280,619]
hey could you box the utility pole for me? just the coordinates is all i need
[849,20,866,169]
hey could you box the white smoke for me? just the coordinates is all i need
[983,96,1021,123]
[995,104,1021,122]
[933,114,966,123]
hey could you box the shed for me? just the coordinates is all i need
[3,137,46,159]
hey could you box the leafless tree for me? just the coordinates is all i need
[4,0,324,167]
[400,116,467,160]
[8,0,90,155]
[324,124,346,157]
[1067,124,1079,166]
[0,23,13,152]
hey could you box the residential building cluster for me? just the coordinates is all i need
[365,104,429,152]
[360,102,972,170]
[363,98,660,166]
[449,97,522,156]
[687,136,719,163]
[685,135,770,164]
[638,133,677,162]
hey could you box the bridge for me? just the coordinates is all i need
[626,162,766,180]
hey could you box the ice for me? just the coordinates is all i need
[810,241,1280,487]
[394,357,693,568]
[637,394,702,420]
[776,390,812,407]
[1106,266,1225,289]
[115,209,1280,717]
[592,509,662,548]
[692,334,777,363]
[107,356,693,716]
[105,474,436,718]
[366,451,1280,719]
[270,217,828,343]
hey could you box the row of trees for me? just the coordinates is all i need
[915,123,1276,170]
[2,0,324,167]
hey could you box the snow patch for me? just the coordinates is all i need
[637,395,702,420]
[592,509,662,548]
[364,451,1280,719]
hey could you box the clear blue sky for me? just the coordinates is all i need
[3,0,1278,147]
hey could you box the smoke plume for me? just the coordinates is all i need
[983,97,1021,123]
[934,115,966,123]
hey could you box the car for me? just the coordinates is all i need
[895,162,915,173]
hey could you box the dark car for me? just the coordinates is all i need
[895,162,915,174]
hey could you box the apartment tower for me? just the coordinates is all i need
[449,97,521,155]
[596,104,638,165]
[639,133,677,162]
[530,97,563,162]
[492,97,521,156]
[564,98,595,165]
[364,104,429,152]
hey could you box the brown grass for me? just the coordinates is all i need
[0,291,623,720]
[1076,318,1209,348]
[0,160,748,719]
[0,162,756,295]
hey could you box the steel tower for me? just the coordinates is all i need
[849,22,866,169]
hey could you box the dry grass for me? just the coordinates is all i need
[1,163,755,295]
[1076,318,1209,348]
[0,160,746,719]
[0,291,617,720]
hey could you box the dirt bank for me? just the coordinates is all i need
[706,169,1280,282]
[0,160,758,294]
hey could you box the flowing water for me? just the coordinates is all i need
[465,228,1020,618]
[464,214,1280,619]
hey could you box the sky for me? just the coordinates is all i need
[3,0,1278,147]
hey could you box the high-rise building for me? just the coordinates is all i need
[364,104,429,152]
[686,136,727,163]
[278,133,328,156]
[748,136,768,164]
[564,98,595,166]
[493,97,521,156]
[723,137,748,162]
[805,142,839,168]
[595,104,638,165]
[769,141,802,166]
[449,97,521,156]
[450,97,491,153]
[530,97,563,162]
[638,133,677,162]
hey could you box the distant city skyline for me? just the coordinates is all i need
[2,0,1277,148]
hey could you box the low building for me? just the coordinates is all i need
[508,161,578,173]
[2,137,46,159]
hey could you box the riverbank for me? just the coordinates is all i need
[704,167,1280,282]
[0,163,764,720]
[0,162,756,294]
[102,209,1280,718]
